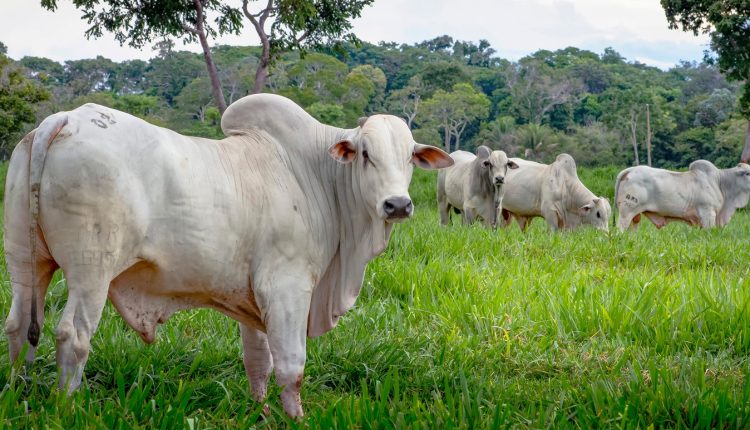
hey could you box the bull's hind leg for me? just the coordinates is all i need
[5,256,57,363]
[54,270,111,392]
[617,208,640,232]
[240,325,273,411]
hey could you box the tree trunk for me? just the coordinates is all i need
[194,0,227,114]
[741,119,750,163]
[242,0,274,94]
[646,104,651,167]
[630,110,639,166]
[443,125,451,152]
[252,41,270,94]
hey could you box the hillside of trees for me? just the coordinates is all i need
[1,36,746,167]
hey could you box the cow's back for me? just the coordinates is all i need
[32,104,305,297]
[439,151,475,209]
[502,159,546,215]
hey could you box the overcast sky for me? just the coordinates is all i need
[1,0,710,69]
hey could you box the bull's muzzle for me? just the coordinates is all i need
[494,176,505,185]
[383,196,413,220]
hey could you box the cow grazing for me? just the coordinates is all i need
[3,94,453,417]
[437,146,518,227]
[614,160,750,231]
[500,154,611,231]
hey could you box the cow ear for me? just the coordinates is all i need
[328,140,357,164]
[507,160,519,170]
[578,202,594,216]
[476,145,491,159]
[413,143,453,170]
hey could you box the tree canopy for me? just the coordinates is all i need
[3,36,747,168]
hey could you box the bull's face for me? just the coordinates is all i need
[578,197,612,231]
[328,115,453,223]
[734,163,750,191]
[482,150,519,187]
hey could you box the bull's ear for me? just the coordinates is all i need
[507,160,519,170]
[578,202,594,216]
[328,140,357,164]
[357,117,368,128]
[413,143,453,170]
[476,145,491,159]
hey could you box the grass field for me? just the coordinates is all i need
[1,166,750,429]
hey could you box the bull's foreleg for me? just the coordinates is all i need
[697,207,717,228]
[257,270,313,418]
[438,198,451,226]
[240,324,273,413]
[54,271,110,393]
[462,207,477,225]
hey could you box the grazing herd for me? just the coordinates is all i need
[440,145,750,233]
[3,93,750,418]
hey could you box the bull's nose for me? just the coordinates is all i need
[494,176,505,185]
[383,197,413,219]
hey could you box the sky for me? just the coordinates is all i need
[1,0,711,69]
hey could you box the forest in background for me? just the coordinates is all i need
[0,36,746,167]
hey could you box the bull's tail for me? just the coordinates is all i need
[613,168,629,210]
[27,113,68,346]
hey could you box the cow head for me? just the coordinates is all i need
[578,197,612,231]
[732,163,750,190]
[479,148,519,187]
[328,115,453,223]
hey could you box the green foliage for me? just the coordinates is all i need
[662,0,750,115]
[41,0,242,48]
[306,102,346,127]
[0,53,49,157]
[420,82,490,152]
[694,88,736,127]
[4,36,747,167]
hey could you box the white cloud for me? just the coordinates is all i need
[0,0,710,68]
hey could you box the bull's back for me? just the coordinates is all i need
[36,105,292,290]
[617,166,696,215]
[503,162,544,215]
[443,156,474,208]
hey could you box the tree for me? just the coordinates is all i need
[694,88,736,127]
[240,0,375,94]
[0,52,50,158]
[420,83,490,152]
[661,0,750,161]
[41,0,242,114]
[515,123,557,161]
[385,76,423,128]
[505,58,584,124]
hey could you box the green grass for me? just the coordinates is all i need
[2,166,750,428]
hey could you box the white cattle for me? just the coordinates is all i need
[614,160,750,231]
[500,154,611,231]
[437,146,517,227]
[3,94,452,417]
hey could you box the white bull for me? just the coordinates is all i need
[437,146,517,227]
[615,160,750,231]
[3,94,452,417]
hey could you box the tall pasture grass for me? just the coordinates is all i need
[0,166,749,428]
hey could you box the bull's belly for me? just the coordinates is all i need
[108,258,263,344]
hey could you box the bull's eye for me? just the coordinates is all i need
[596,211,601,218]
[483,160,491,168]
[362,150,369,160]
